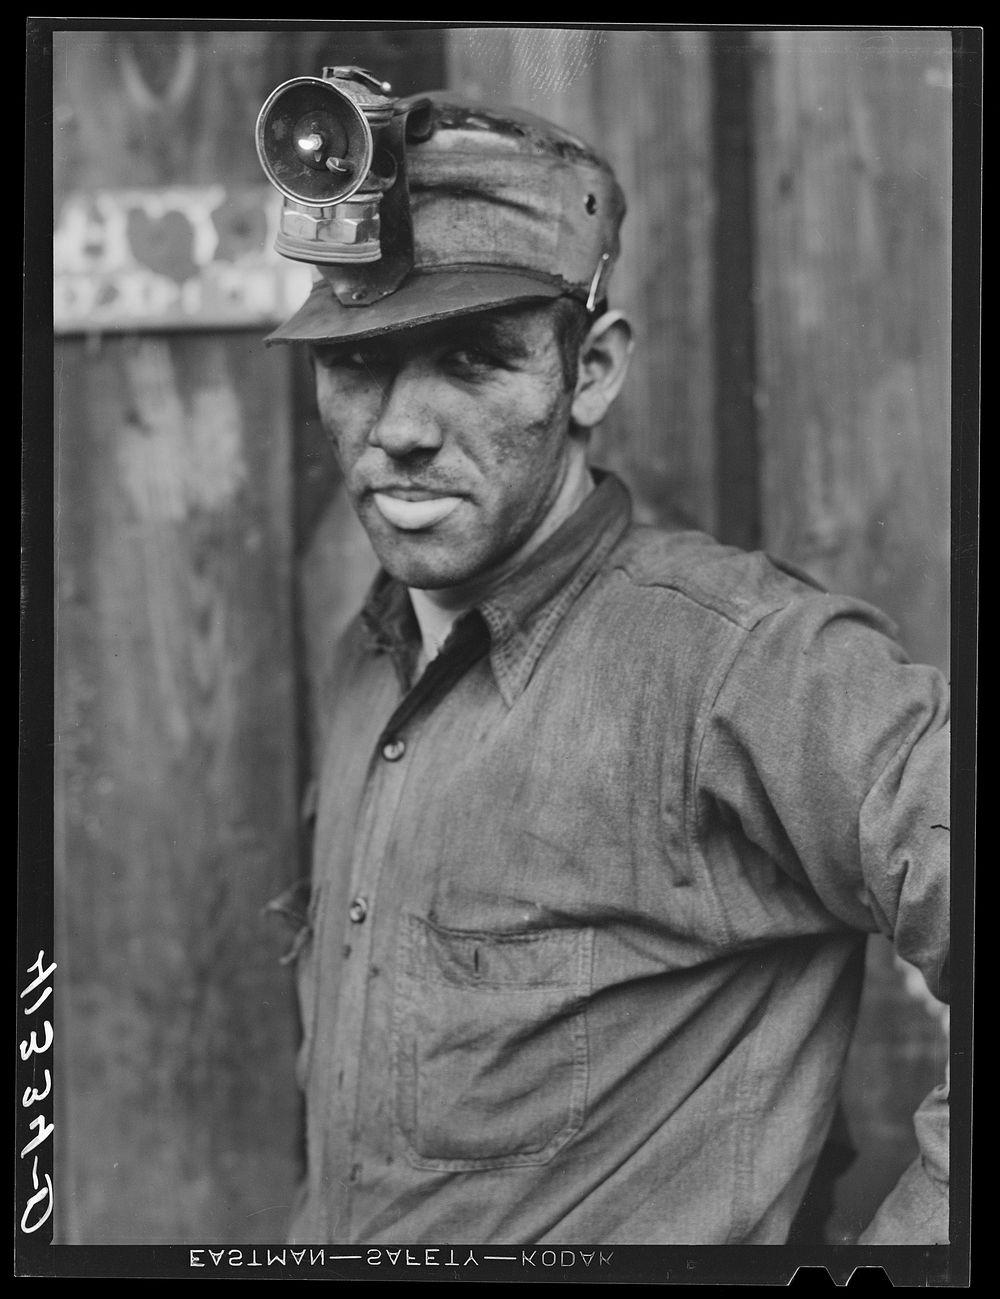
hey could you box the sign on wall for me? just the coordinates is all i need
[54,186,314,334]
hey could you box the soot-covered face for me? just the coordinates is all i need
[312,302,582,591]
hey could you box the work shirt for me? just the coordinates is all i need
[283,471,949,1245]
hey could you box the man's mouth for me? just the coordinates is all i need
[372,490,463,531]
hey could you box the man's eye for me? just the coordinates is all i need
[312,346,384,372]
[444,347,500,374]
[310,345,336,368]
[343,350,380,370]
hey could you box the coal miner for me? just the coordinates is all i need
[258,67,949,1245]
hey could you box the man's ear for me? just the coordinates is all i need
[570,310,634,430]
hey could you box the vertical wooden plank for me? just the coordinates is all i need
[750,28,952,672]
[56,333,300,1242]
[710,31,761,550]
[750,29,953,1241]
[446,27,719,532]
[53,31,309,1244]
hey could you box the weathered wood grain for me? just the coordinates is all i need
[54,31,301,1244]
[750,28,952,673]
[56,332,301,1242]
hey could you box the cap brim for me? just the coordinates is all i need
[265,268,567,346]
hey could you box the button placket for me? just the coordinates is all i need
[323,617,489,1235]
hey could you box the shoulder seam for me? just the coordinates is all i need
[608,559,792,632]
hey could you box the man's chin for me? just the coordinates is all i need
[382,557,479,592]
[366,529,482,592]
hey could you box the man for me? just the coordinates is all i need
[261,78,949,1246]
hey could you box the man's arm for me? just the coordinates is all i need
[853,673,950,1245]
[697,589,950,1244]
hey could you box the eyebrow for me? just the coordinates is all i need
[311,313,538,368]
[310,341,391,366]
[454,316,534,361]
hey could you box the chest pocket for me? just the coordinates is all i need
[393,914,593,1170]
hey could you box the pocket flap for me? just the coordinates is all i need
[407,916,588,989]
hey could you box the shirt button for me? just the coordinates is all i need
[381,737,406,761]
[348,896,369,924]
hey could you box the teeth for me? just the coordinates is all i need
[373,493,462,530]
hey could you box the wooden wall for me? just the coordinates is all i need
[52,25,954,1246]
[55,330,300,1244]
[751,29,952,675]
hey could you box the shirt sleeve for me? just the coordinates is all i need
[696,591,951,1244]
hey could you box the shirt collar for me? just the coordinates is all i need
[361,470,632,706]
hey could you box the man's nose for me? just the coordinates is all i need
[368,364,444,459]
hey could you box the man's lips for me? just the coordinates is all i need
[371,488,464,531]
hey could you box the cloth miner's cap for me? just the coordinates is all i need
[267,94,626,345]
